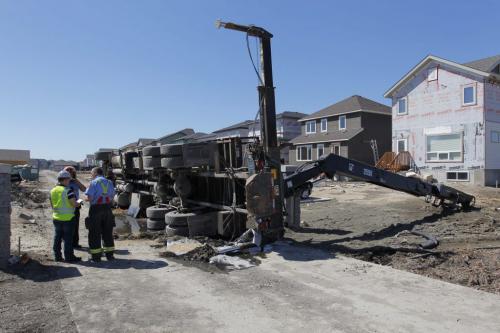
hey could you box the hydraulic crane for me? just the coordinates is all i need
[283,153,475,209]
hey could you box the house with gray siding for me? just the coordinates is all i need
[384,54,500,186]
[289,95,391,165]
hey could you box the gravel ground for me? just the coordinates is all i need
[287,180,500,293]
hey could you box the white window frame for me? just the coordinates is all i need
[296,145,312,161]
[317,144,325,158]
[332,143,340,155]
[425,133,463,163]
[396,138,407,153]
[446,171,470,182]
[305,121,316,134]
[427,67,438,82]
[397,97,408,115]
[338,115,346,130]
[491,131,500,143]
[320,118,328,132]
[462,84,476,106]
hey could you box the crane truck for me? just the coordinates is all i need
[94,21,475,244]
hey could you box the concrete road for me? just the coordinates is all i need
[58,241,500,333]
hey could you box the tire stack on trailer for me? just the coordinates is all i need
[160,144,184,169]
[146,206,174,231]
[142,146,162,171]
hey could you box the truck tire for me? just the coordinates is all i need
[165,225,189,237]
[143,156,161,170]
[147,218,166,231]
[146,206,173,219]
[161,157,184,169]
[160,144,183,157]
[142,145,161,157]
[95,151,111,161]
[111,155,122,168]
[164,210,210,227]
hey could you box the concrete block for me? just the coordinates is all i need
[0,163,12,174]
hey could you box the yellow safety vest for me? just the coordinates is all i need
[50,185,75,221]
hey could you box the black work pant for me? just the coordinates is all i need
[53,218,76,260]
[87,204,115,257]
[72,207,81,246]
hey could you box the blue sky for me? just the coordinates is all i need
[1,0,499,161]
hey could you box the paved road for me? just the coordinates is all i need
[38,170,500,332]
[58,240,500,333]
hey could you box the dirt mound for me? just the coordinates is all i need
[180,244,218,262]
[11,182,48,208]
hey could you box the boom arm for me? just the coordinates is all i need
[284,154,475,209]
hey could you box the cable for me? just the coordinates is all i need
[246,33,264,85]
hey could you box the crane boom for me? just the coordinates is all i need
[283,153,475,209]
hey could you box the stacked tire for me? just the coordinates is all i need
[146,206,172,231]
[164,210,213,237]
[160,144,184,169]
[142,145,161,170]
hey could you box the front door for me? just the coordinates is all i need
[332,143,340,156]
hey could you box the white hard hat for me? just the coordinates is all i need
[57,170,71,179]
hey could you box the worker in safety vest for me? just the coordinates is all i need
[50,170,82,262]
[85,167,116,262]
[64,166,86,249]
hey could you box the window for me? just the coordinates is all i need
[320,118,328,132]
[426,133,462,162]
[339,115,346,130]
[317,144,325,158]
[305,121,316,134]
[427,67,438,81]
[446,171,469,182]
[397,97,407,115]
[332,144,340,155]
[397,138,407,153]
[491,131,500,143]
[297,145,312,161]
[462,85,476,106]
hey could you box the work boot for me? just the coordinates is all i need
[105,253,115,261]
[65,256,82,263]
[54,256,64,262]
[90,254,101,263]
[73,244,83,250]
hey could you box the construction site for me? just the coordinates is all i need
[1,3,500,333]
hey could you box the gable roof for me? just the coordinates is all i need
[384,54,500,98]
[157,128,195,142]
[277,111,308,119]
[463,55,500,72]
[299,95,391,122]
[213,120,254,133]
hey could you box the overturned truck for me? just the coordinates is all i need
[94,21,475,245]
[94,137,285,241]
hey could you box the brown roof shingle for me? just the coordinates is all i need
[300,95,390,121]
[463,55,500,73]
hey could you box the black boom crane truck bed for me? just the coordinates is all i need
[283,153,475,211]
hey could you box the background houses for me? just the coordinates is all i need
[289,95,391,165]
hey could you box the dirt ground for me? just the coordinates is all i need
[287,180,500,294]
[1,171,499,332]
[1,173,83,332]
